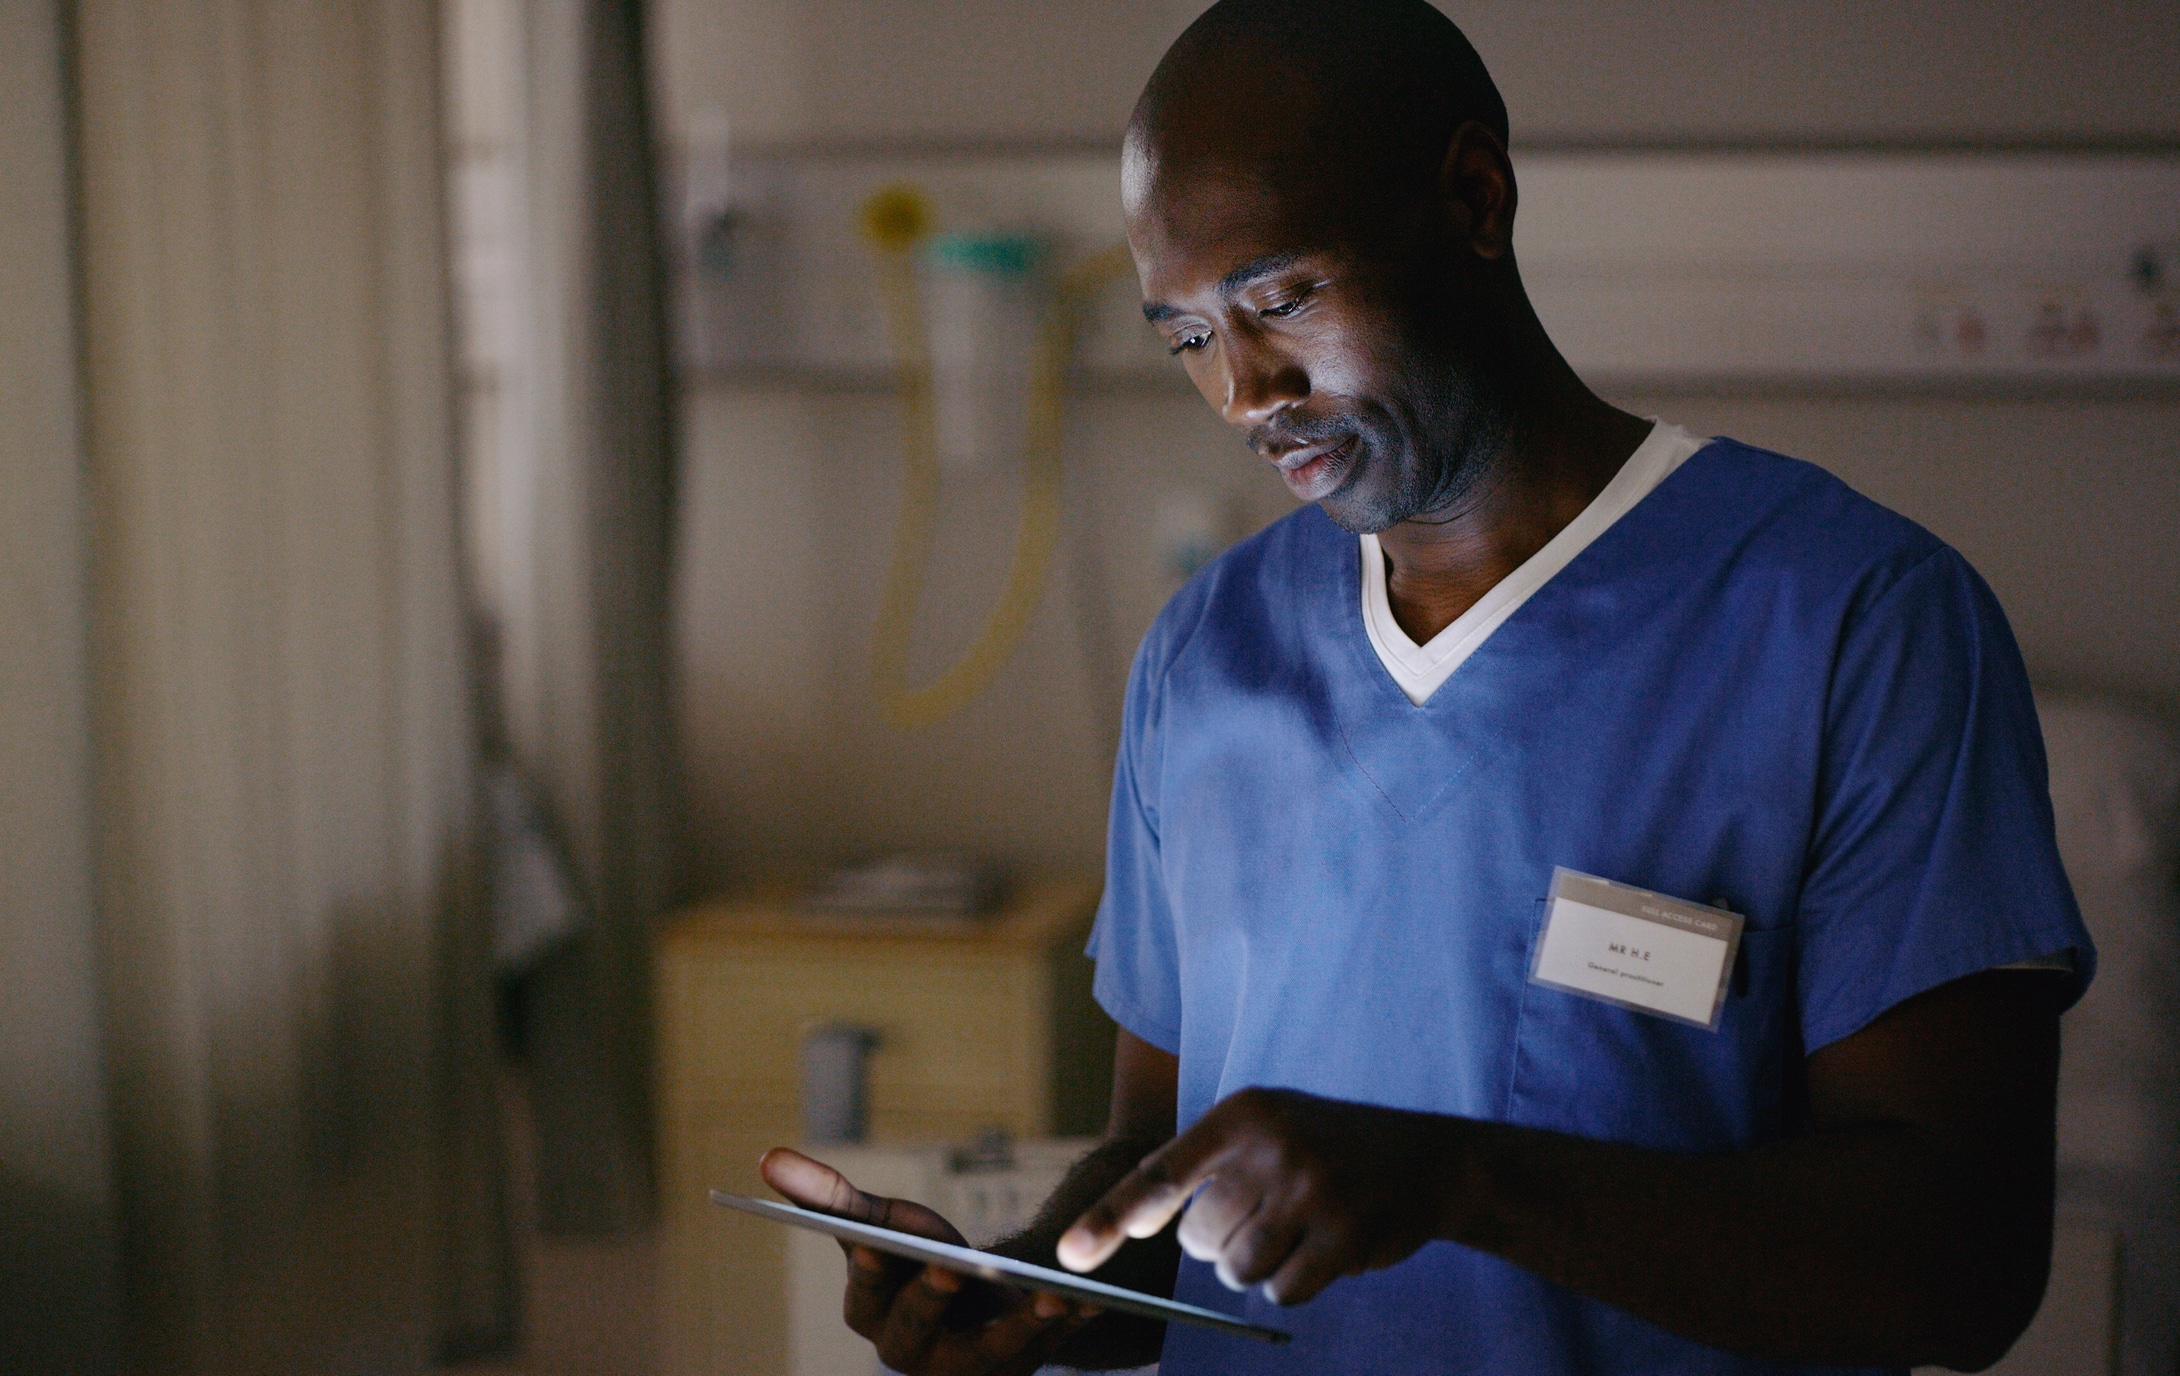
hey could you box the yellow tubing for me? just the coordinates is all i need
[864,195,1132,730]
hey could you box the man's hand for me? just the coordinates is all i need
[1064,971,2065,1369]
[1056,1087,1452,1305]
[759,1148,1094,1376]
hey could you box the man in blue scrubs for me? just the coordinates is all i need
[762,1,2094,1372]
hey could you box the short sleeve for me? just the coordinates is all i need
[1796,547,2095,1052]
[1085,634,1186,1054]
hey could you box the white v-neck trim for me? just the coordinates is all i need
[1359,420,1706,706]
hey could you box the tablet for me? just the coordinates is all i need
[712,1191,1291,1345]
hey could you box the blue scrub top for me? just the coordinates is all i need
[1087,440,2092,1376]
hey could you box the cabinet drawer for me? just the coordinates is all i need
[654,879,1104,1376]
[664,950,1050,1105]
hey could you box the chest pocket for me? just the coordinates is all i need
[1504,922,1797,1152]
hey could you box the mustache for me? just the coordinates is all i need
[1246,411,1361,457]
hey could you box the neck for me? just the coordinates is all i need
[1373,345,1650,645]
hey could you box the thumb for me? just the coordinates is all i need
[760,1147,868,1216]
[760,1147,968,1246]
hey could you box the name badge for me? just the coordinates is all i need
[1529,868,1745,1031]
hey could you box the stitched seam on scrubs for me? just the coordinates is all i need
[1502,896,1550,1122]
[1898,549,1993,1006]
[1331,711,1409,823]
[1799,545,1955,1023]
[1803,937,2079,1057]
[1093,978,1182,1056]
[1135,569,1225,838]
[1800,545,2067,1052]
[1106,565,1224,1055]
[1813,551,2086,1048]
[1154,563,1222,706]
[1797,538,1943,883]
[1804,542,1956,897]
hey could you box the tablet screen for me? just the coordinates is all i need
[712,1191,1291,1345]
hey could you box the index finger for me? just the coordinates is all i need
[843,1242,921,1337]
[1055,1119,1239,1272]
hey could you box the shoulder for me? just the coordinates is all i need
[1681,437,1942,570]
[1131,502,1348,688]
[1667,437,1959,618]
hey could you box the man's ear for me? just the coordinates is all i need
[1436,120,1517,261]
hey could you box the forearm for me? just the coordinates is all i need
[1441,1114,2052,1368]
[996,1135,1178,1369]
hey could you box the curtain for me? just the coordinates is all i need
[0,2,120,1370]
[69,1,506,1369]
[483,0,680,1235]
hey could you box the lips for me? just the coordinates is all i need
[1270,434,1358,499]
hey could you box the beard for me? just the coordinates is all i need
[1259,350,1519,536]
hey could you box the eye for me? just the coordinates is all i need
[1260,286,1314,319]
[1167,330,1212,356]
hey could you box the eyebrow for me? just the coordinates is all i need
[1140,251,1308,324]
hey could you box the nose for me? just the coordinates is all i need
[1214,328,1309,430]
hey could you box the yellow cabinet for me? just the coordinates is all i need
[654,876,1109,1376]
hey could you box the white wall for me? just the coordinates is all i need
[655,1,2180,884]
[655,1,2180,146]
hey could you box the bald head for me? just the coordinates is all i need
[1120,1,1535,533]
[1126,0,1506,228]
